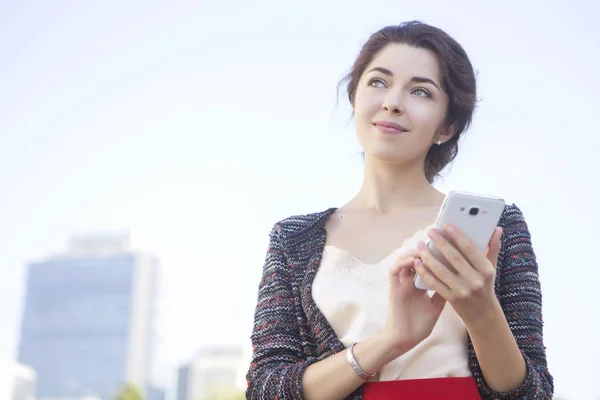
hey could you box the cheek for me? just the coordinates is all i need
[410,102,446,135]
[354,102,378,141]
[354,93,380,124]
[354,106,372,128]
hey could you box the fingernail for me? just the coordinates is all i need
[417,241,426,250]
[428,229,440,239]
[444,223,455,233]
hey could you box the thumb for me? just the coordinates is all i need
[485,227,503,268]
[430,291,447,315]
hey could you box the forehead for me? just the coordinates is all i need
[366,43,441,81]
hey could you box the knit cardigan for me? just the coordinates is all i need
[245,204,554,399]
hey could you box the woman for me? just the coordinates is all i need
[245,21,553,400]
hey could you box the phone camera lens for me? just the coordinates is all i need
[469,207,479,216]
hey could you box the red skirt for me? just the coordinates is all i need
[363,377,481,400]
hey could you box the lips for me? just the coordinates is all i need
[373,121,409,134]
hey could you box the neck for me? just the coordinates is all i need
[349,156,445,214]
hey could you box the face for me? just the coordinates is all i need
[353,43,453,165]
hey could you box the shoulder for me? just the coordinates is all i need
[498,203,534,249]
[271,207,337,243]
[498,203,533,243]
[498,203,528,228]
[497,203,538,272]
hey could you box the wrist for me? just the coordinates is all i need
[349,331,414,379]
[464,297,505,334]
[372,330,411,363]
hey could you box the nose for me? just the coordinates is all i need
[381,91,404,114]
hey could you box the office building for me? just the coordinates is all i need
[18,233,158,400]
[176,346,249,400]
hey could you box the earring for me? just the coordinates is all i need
[437,140,442,145]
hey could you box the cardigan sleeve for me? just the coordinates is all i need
[474,204,554,399]
[245,223,318,400]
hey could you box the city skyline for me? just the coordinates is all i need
[1,1,599,399]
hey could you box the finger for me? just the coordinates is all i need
[441,224,490,274]
[394,248,420,272]
[389,256,415,277]
[398,263,415,284]
[389,257,415,289]
[421,290,447,326]
[417,240,465,290]
[426,229,480,281]
[484,227,503,268]
[399,247,420,259]
[430,291,447,313]
[413,258,453,300]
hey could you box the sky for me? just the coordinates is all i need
[1,0,599,398]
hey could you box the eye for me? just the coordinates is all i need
[367,77,387,88]
[411,87,431,97]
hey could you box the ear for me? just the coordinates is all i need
[437,122,457,144]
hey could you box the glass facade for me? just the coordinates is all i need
[176,365,189,400]
[18,254,136,400]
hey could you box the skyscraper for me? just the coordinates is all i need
[17,233,158,400]
[176,346,248,400]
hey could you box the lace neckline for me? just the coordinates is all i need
[323,223,434,266]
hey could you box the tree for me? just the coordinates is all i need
[116,383,143,400]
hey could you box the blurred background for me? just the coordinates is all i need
[1,0,598,399]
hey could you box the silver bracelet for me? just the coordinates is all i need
[346,342,376,380]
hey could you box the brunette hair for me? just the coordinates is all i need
[339,21,477,182]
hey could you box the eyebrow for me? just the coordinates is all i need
[367,67,442,91]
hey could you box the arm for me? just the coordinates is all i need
[472,204,554,399]
[245,224,311,400]
[301,332,404,400]
[246,224,418,400]
[466,295,527,392]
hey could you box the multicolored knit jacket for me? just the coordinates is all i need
[245,204,554,399]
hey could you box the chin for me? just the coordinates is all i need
[364,147,409,164]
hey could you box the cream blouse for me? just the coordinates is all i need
[312,227,471,381]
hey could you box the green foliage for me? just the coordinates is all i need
[116,383,143,400]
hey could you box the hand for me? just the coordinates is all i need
[381,250,447,356]
[413,224,503,327]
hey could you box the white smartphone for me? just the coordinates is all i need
[414,191,506,291]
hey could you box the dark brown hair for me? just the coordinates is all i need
[339,21,477,182]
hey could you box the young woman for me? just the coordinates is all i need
[245,21,553,400]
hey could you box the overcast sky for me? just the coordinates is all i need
[1,1,599,398]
